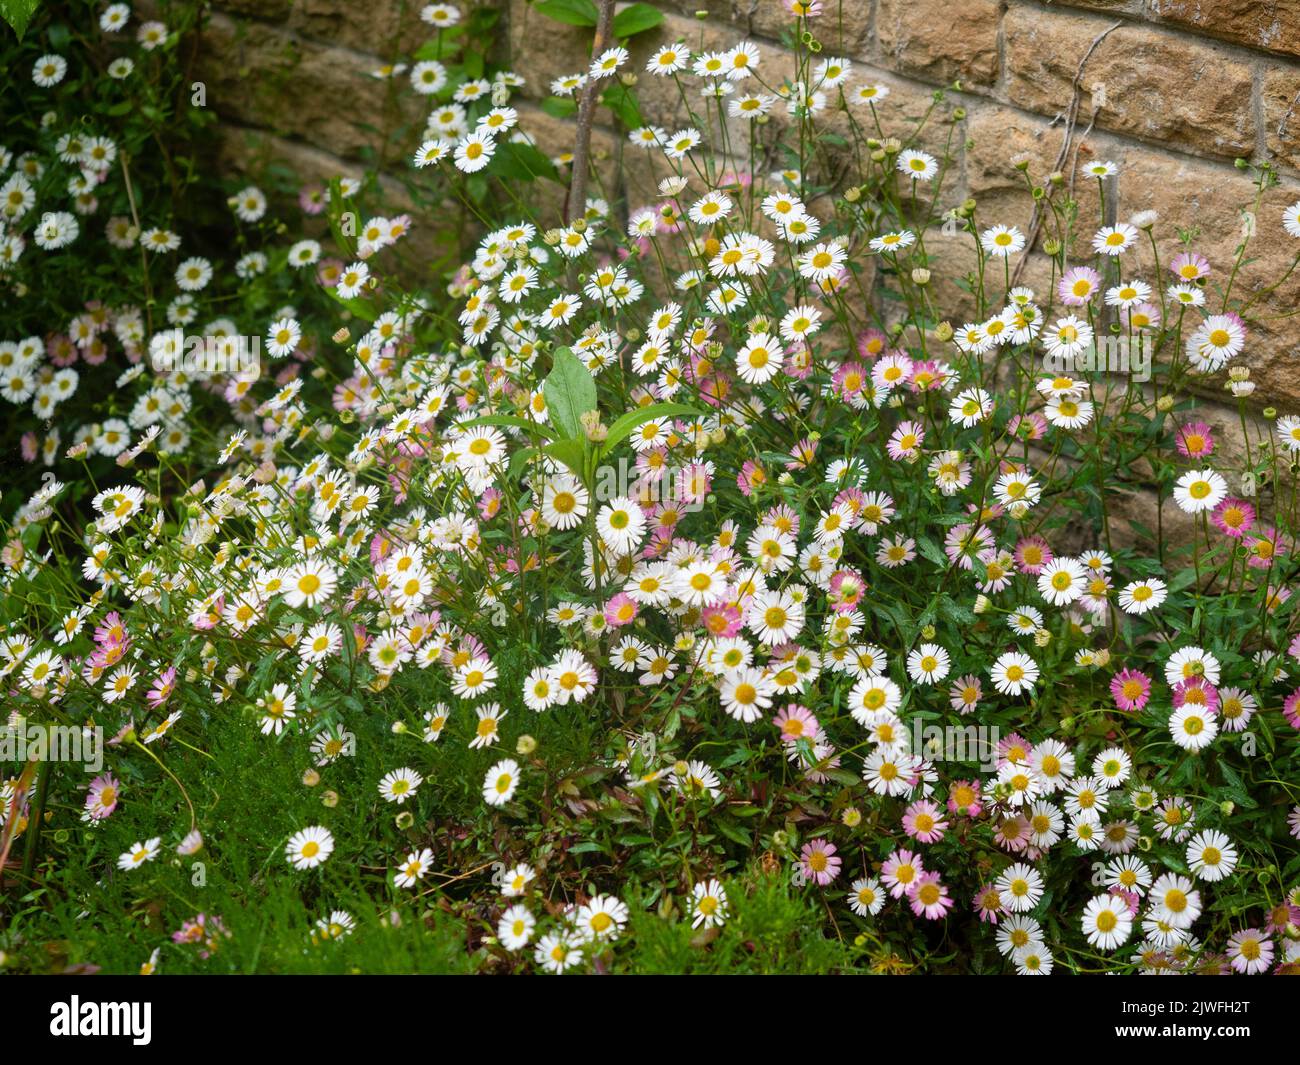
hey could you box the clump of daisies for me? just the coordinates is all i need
[3,1,1300,977]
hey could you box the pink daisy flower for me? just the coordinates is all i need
[1226,928,1273,975]
[995,733,1032,768]
[857,327,888,360]
[701,602,743,638]
[737,460,766,497]
[603,593,638,628]
[478,488,502,520]
[146,666,177,710]
[1058,265,1102,306]
[299,186,327,215]
[1284,688,1300,730]
[827,569,866,613]
[1013,535,1053,575]
[947,779,984,817]
[992,813,1033,853]
[801,741,842,784]
[85,773,121,820]
[763,503,801,538]
[887,420,925,461]
[94,611,128,647]
[798,839,841,886]
[1110,668,1152,712]
[1172,677,1220,715]
[1265,901,1300,935]
[1127,302,1162,330]
[908,359,948,392]
[881,848,924,898]
[1246,526,1285,570]
[1211,497,1255,538]
[907,872,954,919]
[773,704,822,745]
[949,675,983,714]
[944,522,993,570]
[1008,412,1048,442]
[973,883,1006,924]
[832,360,871,405]
[1169,251,1210,281]
[787,437,818,470]
[1175,421,1215,459]
[902,799,948,843]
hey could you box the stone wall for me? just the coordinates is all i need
[195,0,1300,543]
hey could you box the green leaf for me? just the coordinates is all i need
[543,438,587,479]
[917,536,948,569]
[325,287,378,322]
[599,82,643,129]
[490,141,559,183]
[716,819,751,847]
[533,0,598,27]
[457,414,553,440]
[540,95,578,119]
[1,0,40,39]
[612,2,663,38]
[543,346,597,441]
[509,445,541,480]
[599,402,701,459]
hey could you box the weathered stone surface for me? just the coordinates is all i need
[198,0,1300,418]
[875,0,1002,87]
[196,13,424,163]
[1045,0,1143,11]
[212,124,452,275]
[1148,0,1300,61]
[660,0,873,53]
[285,0,425,55]
[965,105,1108,258]
[1118,147,1300,404]
[214,0,292,20]
[1263,67,1300,173]
[1004,11,1256,158]
[505,0,591,95]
